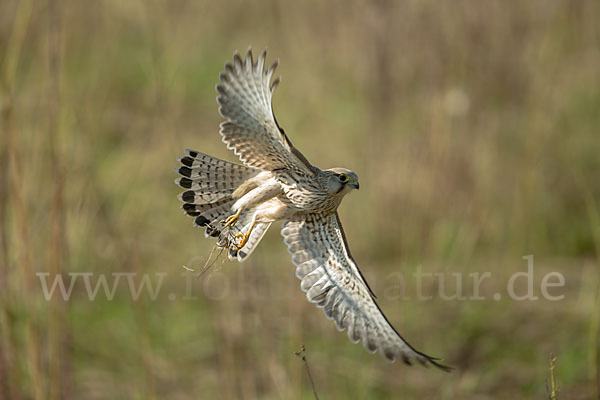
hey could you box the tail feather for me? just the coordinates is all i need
[180,199,231,218]
[179,149,256,173]
[176,163,252,179]
[176,150,258,206]
[177,187,235,205]
[176,173,248,190]
[176,150,271,260]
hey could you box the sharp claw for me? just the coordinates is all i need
[223,210,241,228]
[233,233,248,250]
[232,220,256,250]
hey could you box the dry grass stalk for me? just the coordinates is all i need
[295,345,319,400]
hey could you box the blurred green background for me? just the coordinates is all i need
[1,0,599,398]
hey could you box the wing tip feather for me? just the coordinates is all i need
[270,76,280,93]
[233,51,243,67]
[244,47,253,66]
[258,48,267,63]
[266,59,279,76]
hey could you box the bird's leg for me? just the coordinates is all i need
[234,219,256,250]
[223,209,241,228]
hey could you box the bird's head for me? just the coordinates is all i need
[323,168,359,195]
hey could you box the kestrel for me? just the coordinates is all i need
[176,50,449,370]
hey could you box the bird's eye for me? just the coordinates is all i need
[338,174,349,183]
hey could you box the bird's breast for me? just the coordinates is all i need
[280,181,342,214]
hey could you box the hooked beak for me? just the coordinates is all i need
[350,181,359,190]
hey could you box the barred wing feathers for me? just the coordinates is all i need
[216,49,314,175]
[281,212,450,371]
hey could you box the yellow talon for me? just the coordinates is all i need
[233,220,256,249]
[223,209,241,228]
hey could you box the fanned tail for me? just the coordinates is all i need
[175,149,259,251]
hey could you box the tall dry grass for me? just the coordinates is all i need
[0,0,599,398]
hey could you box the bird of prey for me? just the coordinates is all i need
[175,50,449,370]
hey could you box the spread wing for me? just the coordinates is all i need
[216,49,315,176]
[281,212,450,371]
